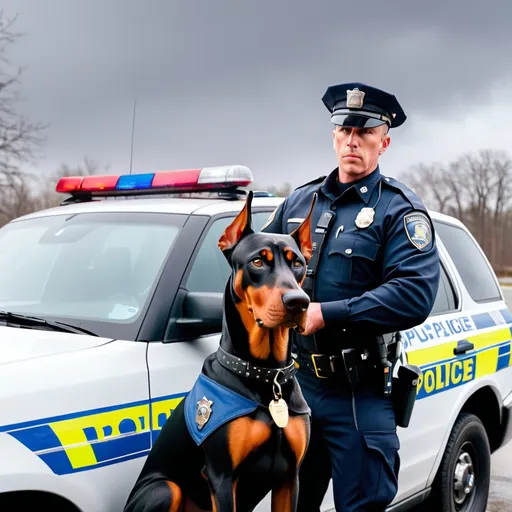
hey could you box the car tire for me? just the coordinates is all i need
[427,412,491,512]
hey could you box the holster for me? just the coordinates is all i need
[391,364,422,428]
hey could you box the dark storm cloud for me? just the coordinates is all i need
[2,0,512,188]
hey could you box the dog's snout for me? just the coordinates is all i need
[282,290,310,313]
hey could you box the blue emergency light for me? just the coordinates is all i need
[56,165,253,196]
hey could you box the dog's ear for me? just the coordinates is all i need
[218,190,254,252]
[290,193,316,264]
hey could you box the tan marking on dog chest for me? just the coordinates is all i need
[272,326,289,363]
[284,416,309,465]
[228,417,272,468]
[271,480,295,512]
[165,480,183,512]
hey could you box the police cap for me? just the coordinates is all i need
[322,82,407,129]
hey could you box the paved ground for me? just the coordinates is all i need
[486,286,512,511]
[487,444,512,511]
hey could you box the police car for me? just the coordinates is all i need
[0,165,510,512]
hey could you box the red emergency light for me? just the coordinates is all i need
[55,165,253,195]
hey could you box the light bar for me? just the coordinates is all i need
[55,165,253,196]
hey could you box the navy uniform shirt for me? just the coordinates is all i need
[262,166,441,352]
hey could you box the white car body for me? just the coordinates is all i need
[0,169,511,512]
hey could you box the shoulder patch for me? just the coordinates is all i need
[382,176,425,211]
[404,212,432,251]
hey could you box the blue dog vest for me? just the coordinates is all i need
[184,373,260,446]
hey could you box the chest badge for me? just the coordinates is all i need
[355,207,375,229]
[196,396,214,430]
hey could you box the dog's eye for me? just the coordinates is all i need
[292,260,303,268]
[252,258,263,268]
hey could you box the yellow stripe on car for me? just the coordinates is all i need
[406,324,512,400]
[50,404,150,469]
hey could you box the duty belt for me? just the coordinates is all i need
[297,348,378,385]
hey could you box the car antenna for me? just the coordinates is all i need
[129,98,137,175]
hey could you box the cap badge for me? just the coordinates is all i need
[346,88,365,109]
[196,396,213,430]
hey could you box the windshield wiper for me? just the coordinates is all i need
[0,311,99,337]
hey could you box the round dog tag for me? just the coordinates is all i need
[355,207,375,229]
[269,398,289,428]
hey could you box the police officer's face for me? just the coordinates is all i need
[332,124,391,183]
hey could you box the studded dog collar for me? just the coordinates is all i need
[216,345,296,384]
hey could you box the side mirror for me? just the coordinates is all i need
[165,289,223,341]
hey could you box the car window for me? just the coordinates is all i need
[434,220,501,303]
[0,212,184,331]
[186,211,273,293]
[430,264,458,316]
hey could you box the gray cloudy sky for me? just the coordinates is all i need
[3,0,512,190]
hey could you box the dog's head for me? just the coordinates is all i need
[218,191,314,334]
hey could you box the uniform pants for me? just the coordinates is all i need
[296,367,400,512]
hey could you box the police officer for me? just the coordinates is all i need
[262,82,440,511]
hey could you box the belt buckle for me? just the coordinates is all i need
[311,354,330,379]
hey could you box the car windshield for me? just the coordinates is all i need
[0,211,184,336]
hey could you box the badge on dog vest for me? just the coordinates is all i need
[184,373,260,445]
[196,396,213,430]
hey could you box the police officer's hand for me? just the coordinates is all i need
[301,302,325,336]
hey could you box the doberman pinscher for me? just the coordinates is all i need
[123,191,315,512]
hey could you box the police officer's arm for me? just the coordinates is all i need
[320,196,441,335]
[260,198,288,234]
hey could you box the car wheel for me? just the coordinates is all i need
[428,412,491,512]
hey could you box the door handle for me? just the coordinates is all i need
[453,340,474,355]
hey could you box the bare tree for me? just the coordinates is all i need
[267,182,292,197]
[37,157,109,210]
[459,151,492,247]
[491,153,512,270]
[451,149,512,262]
[401,149,512,273]
[248,180,292,197]
[400,163,453,214]
[0,11,46,173]
[442,160,467,221]
[0,11,47,225]
[0,156,109,225]
[51,156,110,180]
[0,168,37,221]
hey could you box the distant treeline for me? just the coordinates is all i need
[399,149,512,276]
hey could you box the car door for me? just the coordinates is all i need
[391,260,460,503]
[394,219,510,504]
[145,209,274,444]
